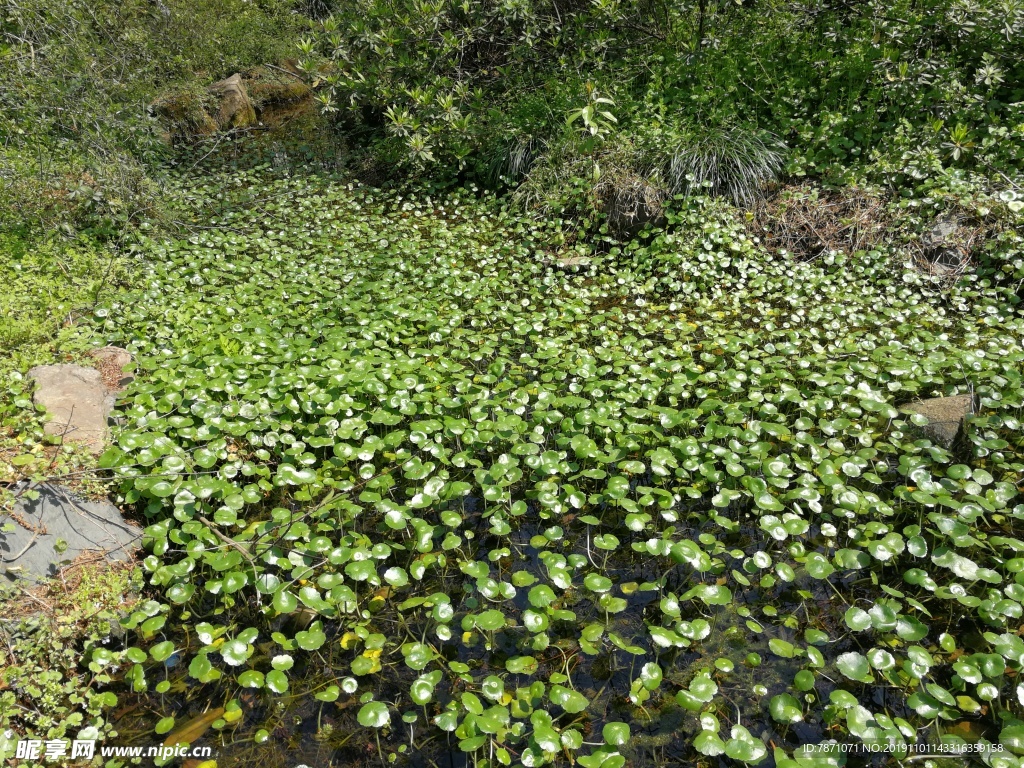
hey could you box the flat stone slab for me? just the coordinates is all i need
[557,255,591,268]
[28,364,115,453]
[904,394,975,447]
[1,483,142,583]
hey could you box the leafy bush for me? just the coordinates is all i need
[0,234,131,371]
[311,0,653,168]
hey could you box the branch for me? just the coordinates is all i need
[263,63,308,82]
[197,515,255,563]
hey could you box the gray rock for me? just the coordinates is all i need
[28,364,115,454]
[918,217,970,276]
[598,178,666,238]
[557,255,591,268]
[904,394,975,448]
[1,483,142,583]
[89,346,131,367]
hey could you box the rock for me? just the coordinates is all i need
[924,218,960,246]
[88,345,132,370]
[917,216,971,276]
[1,483,141,583]
[153,73,258,144]
[904,394,975,449]
[88,345,135,389]
[208,73,257,130]
[28,364,115,453]
[151,61,316,146]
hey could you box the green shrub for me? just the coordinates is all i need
[0,234,130,369]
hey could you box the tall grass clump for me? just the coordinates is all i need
[658,126,786,205]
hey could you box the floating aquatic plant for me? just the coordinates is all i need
[75,159,1024,767]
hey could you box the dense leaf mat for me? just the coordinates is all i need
[89,163,1024,767]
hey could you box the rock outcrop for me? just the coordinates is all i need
[904,394,975,452]
[241,62,311,112]
[151,87,219,144]
[153,62,312,144]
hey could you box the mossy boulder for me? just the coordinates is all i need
[208,73,257,130]
[904,394,976,457]
[596,172,666,237]
[153,63,311,144]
